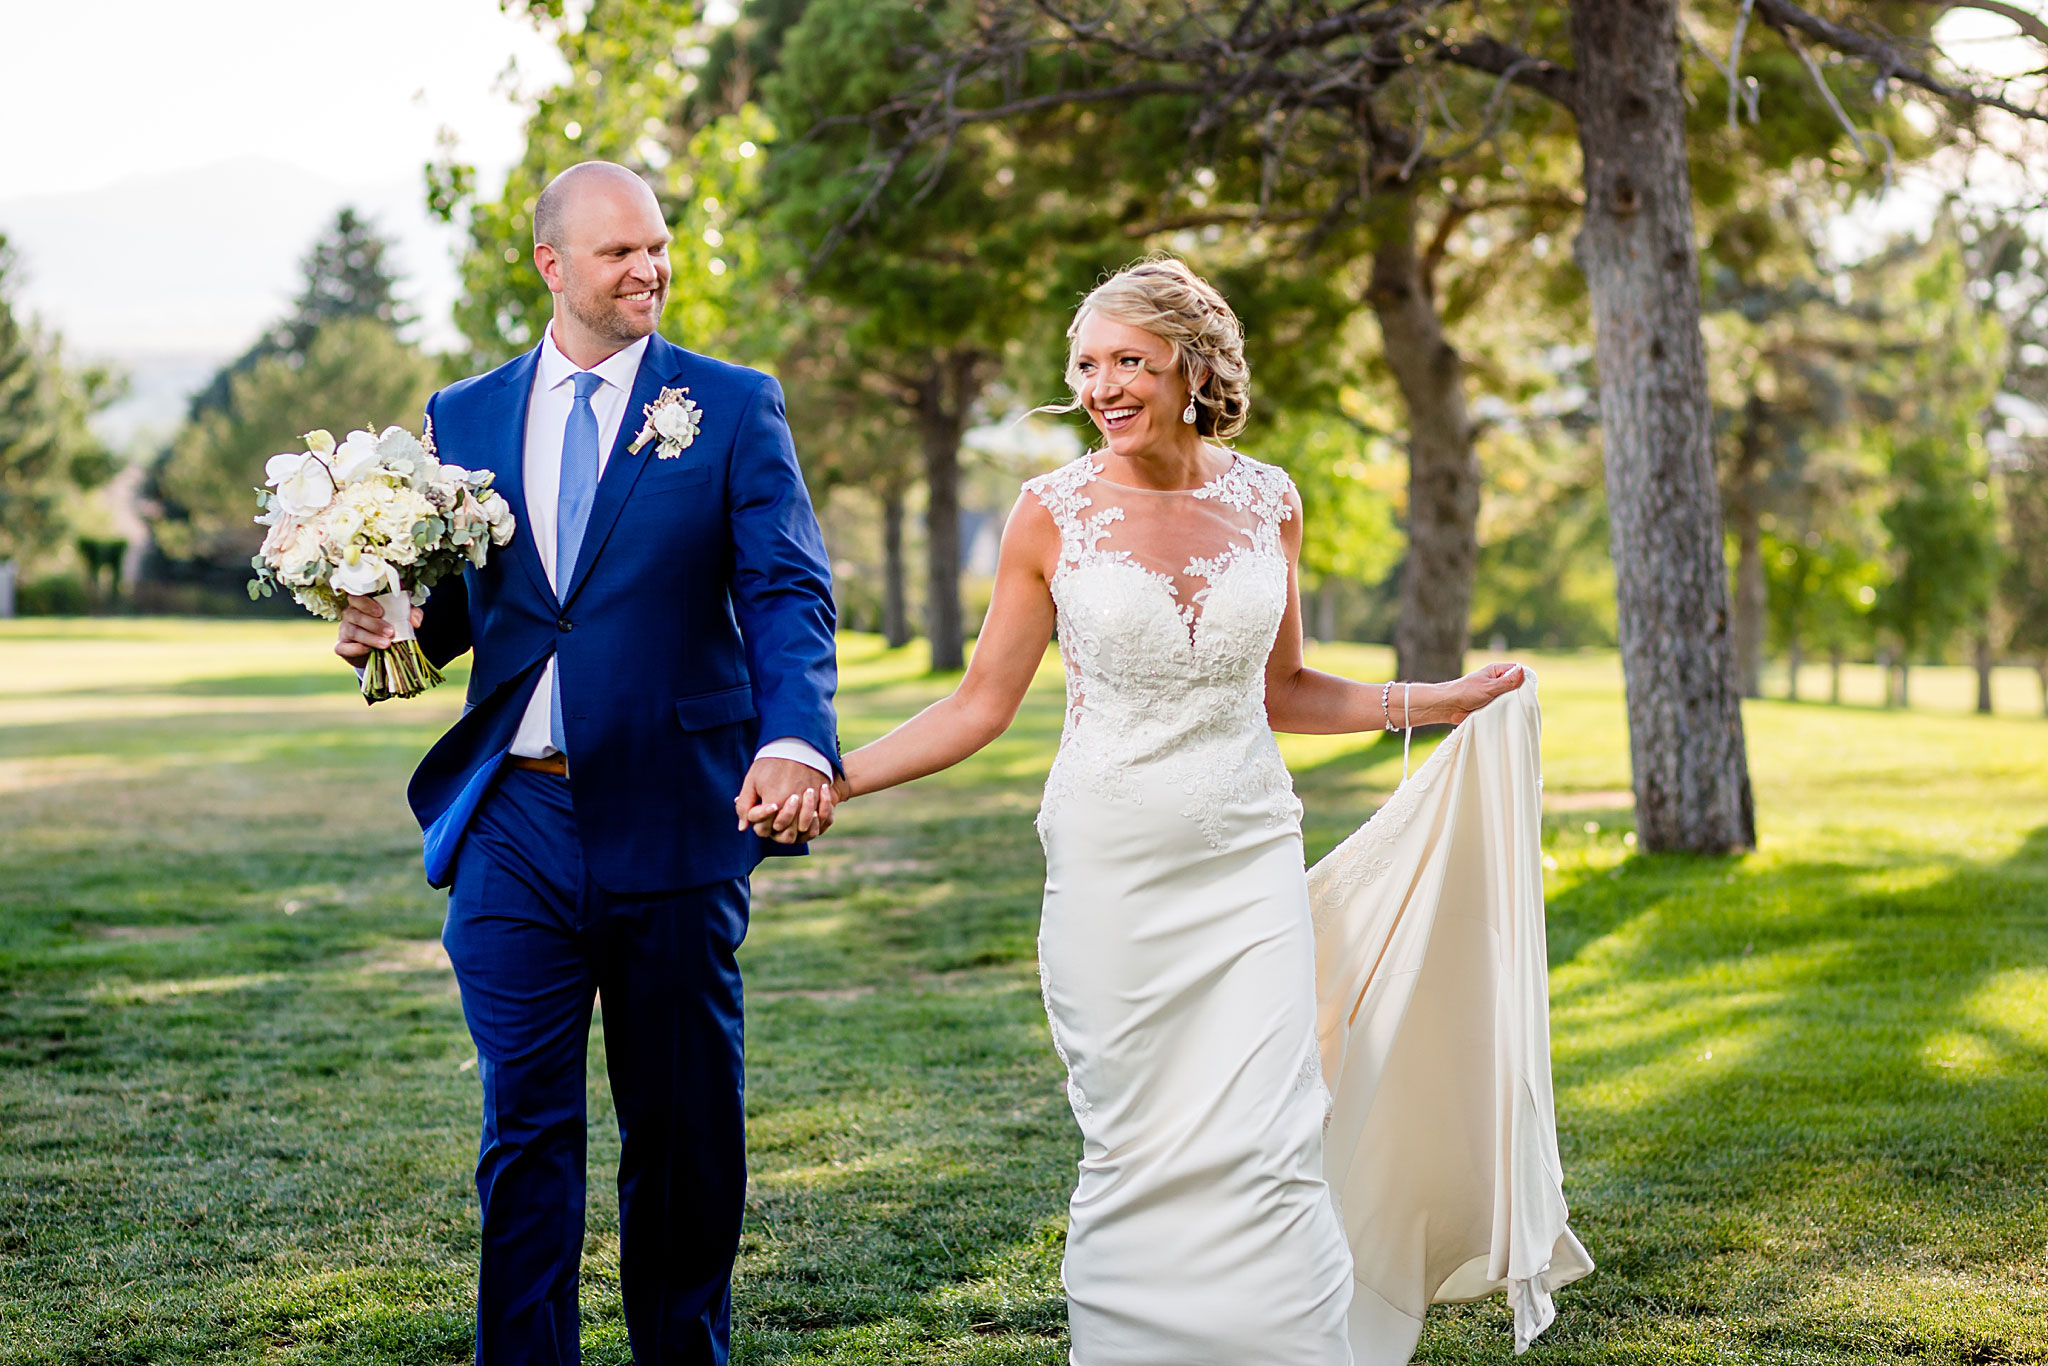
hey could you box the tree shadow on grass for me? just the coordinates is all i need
[1436,822,2048,1363]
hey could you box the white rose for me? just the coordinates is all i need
[277,525,330,586]
[265,451,335,517]
[259,512,299,557]
[326,503,366,546]
[331,551,397,597]
[484,493,515,545]
[331,429,385,483]
[652,400,699,442]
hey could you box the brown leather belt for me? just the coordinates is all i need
[509,754,568,776]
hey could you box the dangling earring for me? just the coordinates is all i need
[1181,397,1197,425]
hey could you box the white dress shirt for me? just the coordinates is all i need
[507,324,830,779]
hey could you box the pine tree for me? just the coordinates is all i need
[0,237,77,569]
[185,207,410,423]
[146,210,416,591]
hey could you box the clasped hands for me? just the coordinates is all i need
[735,758,844,844]
[335,594,837,844]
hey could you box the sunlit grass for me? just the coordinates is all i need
[1,618,2044,1363]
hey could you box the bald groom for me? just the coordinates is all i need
[335,162,840,1365]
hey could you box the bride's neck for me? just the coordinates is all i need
[1105,434,1224,491]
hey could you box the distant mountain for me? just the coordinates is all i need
[0,156,467,443]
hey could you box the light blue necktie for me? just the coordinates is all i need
[550,371,604,757]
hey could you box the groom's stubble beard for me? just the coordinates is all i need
[562,274,667,346]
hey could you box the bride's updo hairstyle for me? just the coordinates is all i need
[1062,256,1252,441]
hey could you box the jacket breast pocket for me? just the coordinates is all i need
[675,684,757,731]
[646,460,713,488]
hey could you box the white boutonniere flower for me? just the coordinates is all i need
[628,387,701,459]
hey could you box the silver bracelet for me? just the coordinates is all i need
[1381,681,1395,732]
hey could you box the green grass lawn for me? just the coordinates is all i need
[2,618,2044,1364]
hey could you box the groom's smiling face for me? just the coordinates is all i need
[534,168,673,353]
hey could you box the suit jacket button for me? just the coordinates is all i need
[557,617,573,632]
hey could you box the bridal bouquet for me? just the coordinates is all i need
[249,424,515,702]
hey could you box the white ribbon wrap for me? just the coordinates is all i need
[373,588,417,644]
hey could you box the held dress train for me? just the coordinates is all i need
[1023,453,1591,1366]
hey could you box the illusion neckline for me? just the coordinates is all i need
[1086,451,1239,495]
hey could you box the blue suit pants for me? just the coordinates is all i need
[444,767,748,1366]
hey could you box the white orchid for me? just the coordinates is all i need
[330,428,386,484]
[265,450,336,517]
[331,550,397,597]
[303,428,337,457]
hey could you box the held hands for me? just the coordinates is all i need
[735,757,841,845]
[1433,661,1527,726]
[334,594,421,661]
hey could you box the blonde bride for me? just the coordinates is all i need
[748,256,1591,1363]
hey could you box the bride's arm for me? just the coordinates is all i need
[1263,488,1523,733]
[839,492,1060,798]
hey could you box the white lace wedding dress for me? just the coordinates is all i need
[1024,452,1590,1366]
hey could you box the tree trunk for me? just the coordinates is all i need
[2038,656,2048,717]
[1568,0,1755,853]
[1974,631,1995,715]
[914,350,982,672]
[1829,644,1843,705]
[1897,658,1911,709]
[1728,397,1767,699]
[880,482,910,649]
[1786,637,1802,702]
[1368,189,1480,685]
[1315,582,1338,643]
[1877,646,1895,707]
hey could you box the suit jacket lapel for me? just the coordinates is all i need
[484,346,559,611]
[560,335,676,610]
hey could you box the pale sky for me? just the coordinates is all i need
[2,0,566,197]
[0,0,570,414]
[0,0,2041,445]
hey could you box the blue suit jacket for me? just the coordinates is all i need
[405,334,840,893]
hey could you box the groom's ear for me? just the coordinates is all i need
[534,242,566,295]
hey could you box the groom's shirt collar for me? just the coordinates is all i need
[536,322,651,399]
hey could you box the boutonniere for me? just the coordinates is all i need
[628,386,701,459]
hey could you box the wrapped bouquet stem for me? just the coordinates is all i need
[359,588,444,702]
[250,424,515,703]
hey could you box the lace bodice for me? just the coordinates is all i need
[1024,452,1302,847]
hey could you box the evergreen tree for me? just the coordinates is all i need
[185,207,411,423]
[0,234,117,571]
[152,317,439,572]
[146,210,415,590]
[0,238,62,567]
